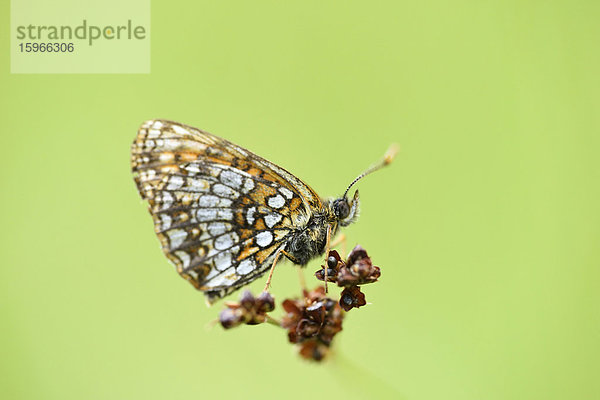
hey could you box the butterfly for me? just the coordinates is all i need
[131,120,396,304]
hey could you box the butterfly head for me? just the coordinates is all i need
[330,144,399,227]
[331,190,360,227]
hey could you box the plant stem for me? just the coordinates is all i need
[265,314,282,327]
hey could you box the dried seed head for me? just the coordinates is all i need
[218,245,383,362]
[315,268,339,282]
[339,286,367,311]
[315,250,343,282]
[255,291,275,313]
[239,290,256,310]
[219,290,276,328]
[337,245,381,286]
[297,319,321,338]
[281,286,345,360]
[219,308,244,329]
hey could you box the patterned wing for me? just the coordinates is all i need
[131,120,324,303]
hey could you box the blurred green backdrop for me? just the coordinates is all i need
[2,1,599,399]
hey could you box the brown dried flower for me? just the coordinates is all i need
[314,250,343,282]
[298,339,329,361]
[281,286,344,361]
[339,286,367,311]
[219,244,383,361]
[219,290,275,329]
[315,246,381,287]
[337,245,381,287]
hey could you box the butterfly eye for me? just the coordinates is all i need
[333,198,350,220]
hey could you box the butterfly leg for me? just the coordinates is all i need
[329,233,347,259]
[276,251,306,292]
[297,267,307,292]
[263,249,284,293]
[263,249,299,292]
[323,224,333,293]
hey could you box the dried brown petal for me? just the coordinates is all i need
[337,266,360,286]
[320,318,343,344]
[297,319,320,338]
[282,299,302,315]
[298,339,329,362]
[350,260,371,279]
[346,245,369,266]
[282,299,304,332]
[305,301,327,323]
[307,286,327,301]
[288,330,300,344]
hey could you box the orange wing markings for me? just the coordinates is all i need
[250,183,277,200]
[234,210,246,226]
[254,218,266,231]
[239,229,254,240]
[246,167,262,176]
[237,244,259,262]
[289,197,302,211]
[181,273,201,289]
[234,159,251,170]
[255,244,281,265]
[157,232,169,249]
[182,264,211,287]
[203,156,233,166]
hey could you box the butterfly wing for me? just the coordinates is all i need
[131,120,324,303]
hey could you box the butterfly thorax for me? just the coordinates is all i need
[285,211,334,265]
[284,190,360,266]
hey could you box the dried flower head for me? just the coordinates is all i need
[314,250,343,282]
[339,286,367,311]
[315,245,381,287]
[218,244,383,361]
[298,339,329,361]
[281,286,344,361]
[219,290,275,329]
[337,245,381,287]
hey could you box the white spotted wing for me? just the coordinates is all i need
[131,120,324,303]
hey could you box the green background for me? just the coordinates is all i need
[2,1,599,399]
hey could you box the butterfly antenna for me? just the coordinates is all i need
[342,143,399,198]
